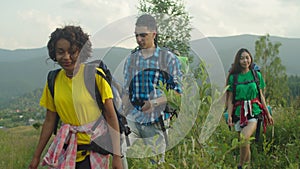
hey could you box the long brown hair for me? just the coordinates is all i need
[226,48,253,85]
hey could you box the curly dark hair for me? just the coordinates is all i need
[47,25,92,62]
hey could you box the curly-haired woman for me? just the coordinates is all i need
[28,25,122,169]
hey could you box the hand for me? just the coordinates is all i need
[227,115,234,127]
[141,100,154,113]
[112,155,123,169]
[28,157,40,169]
[267,114,274,125]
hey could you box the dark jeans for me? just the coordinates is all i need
[76,155,91,169]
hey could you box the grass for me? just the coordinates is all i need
[0,107,299,169]
[0,126,47,169]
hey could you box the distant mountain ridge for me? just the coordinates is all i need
[205,34,299,74]
[0,34,299,103]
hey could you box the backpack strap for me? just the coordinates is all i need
[158,47,169,71]
[84,63,124,133]
[47,68,61,135]
[250,69,264,142]
[83,63,108,112]
[127,48,139,88]
[232,73,238,104]
[47,69,61,98]
[251,69,261,101]
[84,63,109,133]
[94,69,108,111]
[157,47,172,146]
[159,47,171,83]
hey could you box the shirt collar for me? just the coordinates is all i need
[137,46,161,59]
[154,46,160,58]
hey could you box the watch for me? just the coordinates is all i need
[151,99,158,107]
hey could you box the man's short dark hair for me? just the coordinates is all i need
[136,14,157,32]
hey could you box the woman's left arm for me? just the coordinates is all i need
[259,90,274,125]
[103,99,123,169]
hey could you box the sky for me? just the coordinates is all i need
[1,0,300,50]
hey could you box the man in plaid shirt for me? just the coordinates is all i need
[123,14,182,164]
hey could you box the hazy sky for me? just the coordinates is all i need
[1,0,299,50]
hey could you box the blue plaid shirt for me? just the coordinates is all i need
[123,47,182,124]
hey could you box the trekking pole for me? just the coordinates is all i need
[255,118,262,142]
[223,108,231,131]
[159,116,169,147]
[271,125,274,140]
[124,124,131,147]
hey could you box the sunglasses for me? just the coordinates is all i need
[135,33,148,38]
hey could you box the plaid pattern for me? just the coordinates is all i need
[42,120,109,169]
[123,47,182,124]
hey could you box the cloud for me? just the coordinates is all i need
[0,0,299,50]
[8,9,65,49]
[186,0,300,37]
[18,9,63,31]
[61,0,135,23]
[52,0,138,37]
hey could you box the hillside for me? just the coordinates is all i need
[0,34,299,103]
[207,34,299,74]
[0,47,130,104]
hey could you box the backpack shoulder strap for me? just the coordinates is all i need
[83,63,107,110]
[251,69,261,101]
[232,73,238,104]
[98,60,112,84]
[95,69,109,112]
[46,68,61,135]
[85,63,127,134]
[84,63,97,99]
[158,47,169,71]
[251,69,260,85]
[47,69,61,98]
[127,48,139,86]
[84,63,108,131]
[157,47,171,85]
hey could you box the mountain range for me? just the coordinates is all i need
[0,34,299,104]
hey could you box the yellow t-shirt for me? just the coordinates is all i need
[40,64,113,161]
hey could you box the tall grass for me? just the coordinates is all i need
[1,106,299,168]
[1,64,299,168]
[126,108,299,169]
[0,126,41,169]
[125,64,300,168]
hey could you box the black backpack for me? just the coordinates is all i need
[127,47,181,146]
[128,47,180,114]
[47,60,130,154]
